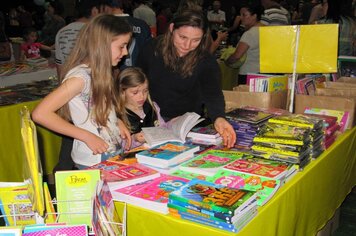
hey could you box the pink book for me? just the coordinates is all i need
[113,174,189,214]
[23,225,87,236]
[223,159,289,180]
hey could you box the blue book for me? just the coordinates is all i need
[135,142,199,168]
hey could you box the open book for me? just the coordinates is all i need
[142,112,204,147]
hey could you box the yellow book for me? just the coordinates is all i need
[43,182,56,223]
[267,75,289,92]
[260,24,338,73]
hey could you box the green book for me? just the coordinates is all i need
[55,169,101,226]
[207,169,281,206]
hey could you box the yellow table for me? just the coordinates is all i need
[115,127,356,236]
[0,100,62,182]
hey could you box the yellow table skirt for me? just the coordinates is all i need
[0,100,62,182]
[115,127,356,236]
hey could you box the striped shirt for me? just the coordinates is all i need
[261,7,290,26]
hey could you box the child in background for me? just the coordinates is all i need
[117,67,167,148]
[32,14,132,168]
[20,27,54,60]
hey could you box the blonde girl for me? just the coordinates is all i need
[32,14,132,168]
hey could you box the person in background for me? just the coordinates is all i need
[117,67,167,148]
[32,15,132,168]
[136,9,236,147]
[132,0,157,37]
[226,0,264,85]
[20,27,54,60]
[101,0,151,69]
[55,0,100,77]
[318,0,356,56]
[155,2,173,35]
[207,0,226,32]
[308,0,325,24]
[260,0,290,25]
[41,0,66,46]
[53,0,101,172]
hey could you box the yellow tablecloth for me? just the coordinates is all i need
[0,100,62,182]
[218,60,238,90]
[115,127,356,236]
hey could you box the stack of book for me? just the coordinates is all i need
[226,108,274,149]
[186,125,223,145]
[111,174,190,214]
[251,114,325,167]
[168,179,258,233]
[135,142,199,173]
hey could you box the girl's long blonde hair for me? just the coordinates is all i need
[59,14,132,126]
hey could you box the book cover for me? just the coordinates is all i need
[0,226,23,235]
[207,169,281,206]
[113,174,189,214]
[135,142,199,168]
[223,158,289,180]
[226,108,274,125]
[142,112,204,147]
[267,75,289,92]
[304,107,350,132]
[0,183,36,226]
[54,169,100,226]
[169,179,257,216]
[170,170,207,180]
[179,150,245,176]
[22,225,88,236]
[87,162,160,189]
[268,114,324,130]
[43,182,56,224]
[187,125,220,140]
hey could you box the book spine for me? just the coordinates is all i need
[251,145,302,157]
[168,203,233,224]
[268,118,313,128]
[253,137,305,146]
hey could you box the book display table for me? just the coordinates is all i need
[0,100,61,181]
[114,127,356,236]
[0,67,57,87]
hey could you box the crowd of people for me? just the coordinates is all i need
[1,0,355,171]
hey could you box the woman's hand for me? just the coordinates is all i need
[133,132,146,143]
[117,119,132,150]
[214,117,236,148]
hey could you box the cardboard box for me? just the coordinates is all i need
[295,94,356,129]
[223,89,288,112]
[337,77,356,83]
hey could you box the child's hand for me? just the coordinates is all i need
[83,132,109,155]
[134,132,145,143]
[117,119,132,150]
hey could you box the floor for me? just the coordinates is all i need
[332,186,356,236]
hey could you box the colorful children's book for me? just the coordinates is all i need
[223,157,290,180]
[179,150,245,176]
[268,114,324,130]
[55,169,100,226]
[135,142,199,168]
[112,174,189,214]
[169,179,257,216]
[86,162,160,189]
[304,107,350,132]
[170,170,207,180]
[142,112,204,147]
[0,182,36,226]
[207,169,281,206]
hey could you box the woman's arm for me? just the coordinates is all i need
[32,77,109,155]
[226,41,249,65]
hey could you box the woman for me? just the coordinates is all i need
[136,9,236,147]
[226,1,264,84]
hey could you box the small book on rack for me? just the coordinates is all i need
[179,150,245,176]
[112,174,190,214]
[86,161,160,190]
[135,141,199,168]
[55,169,100,226]
[142,112,204,147]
